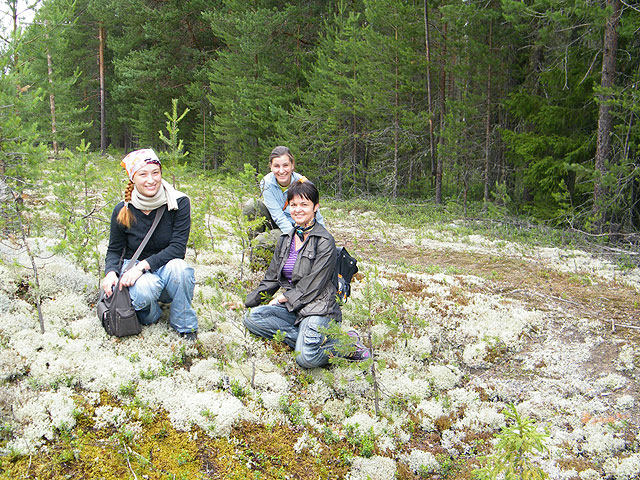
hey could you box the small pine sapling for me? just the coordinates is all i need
[9,196,46,333]
[186,174,222,259]
[49,143,107,279]
[474,403,549,480]
[158,98,190,186]
[0,128,47,333]
[331,267,394,416]
[221,164,268,281]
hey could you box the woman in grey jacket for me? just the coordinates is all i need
[243,179,368,368]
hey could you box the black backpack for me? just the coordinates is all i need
[336,246,358,303]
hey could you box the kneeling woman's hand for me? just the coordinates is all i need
[119,268,143,288]
[101,271,119,297]
[119,260,150,289]
[268,294,287,306]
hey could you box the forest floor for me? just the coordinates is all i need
[326,206,640,479]
[1,184,639,480]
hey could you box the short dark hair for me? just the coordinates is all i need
[269,146,294,165]
[287,178,319,206]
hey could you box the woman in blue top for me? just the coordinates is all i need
[243,146,324,249]
[101,149,198,340]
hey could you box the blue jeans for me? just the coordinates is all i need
[123,258,198,334]
[244,305,338,368]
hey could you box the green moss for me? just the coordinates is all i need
[0,394,352,480]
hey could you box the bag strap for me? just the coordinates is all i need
[105,205,167,311]
[121,205,167,274]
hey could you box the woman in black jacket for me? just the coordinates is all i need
[101,149,198,340]
[244,179,368,368]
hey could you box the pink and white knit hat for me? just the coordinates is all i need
[120,148,161,181]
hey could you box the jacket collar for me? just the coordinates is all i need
[284,220,331,241]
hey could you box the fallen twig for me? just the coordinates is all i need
[507,288,582,307]
[121,440,138,480]
[611,320,640,333]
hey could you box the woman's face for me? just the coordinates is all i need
[270,154,294,187]
[289,194,318,227]
[133,163,162,197]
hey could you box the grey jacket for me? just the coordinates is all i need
[244,223,341,325]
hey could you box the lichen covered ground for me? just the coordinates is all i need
[1,191,639,479]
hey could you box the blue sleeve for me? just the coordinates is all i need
[263,184,294,233]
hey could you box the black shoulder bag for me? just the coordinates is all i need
[335,246,358,303]
[97,205,166,337]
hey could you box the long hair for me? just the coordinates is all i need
[116,181,136,228]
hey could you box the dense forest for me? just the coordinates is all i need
[2,0,640,234]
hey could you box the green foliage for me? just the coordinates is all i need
[204,1,319,171]
[286,2,367,196]
[185,173,222,259]
[432,453,459,478]
[118,382,137,397]
[21,0,92,150]
[6,0,640,234]
[220,163,268,281]
[322,426,340,445]
[48,144,108,277]
[278,395,305,426]
[230,379,248,399]
[330,267,399,415]
[474,404,549,480]
[159,98,190,174]
[272,329,288,344]
[344,425,376,458]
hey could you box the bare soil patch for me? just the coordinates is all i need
[346,236,640,336]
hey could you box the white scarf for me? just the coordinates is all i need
[130,179,186,211]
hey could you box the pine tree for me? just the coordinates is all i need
[285,1,368,197]
[205,0,324,172]
[21,0,92,151]
[360,0,428,198]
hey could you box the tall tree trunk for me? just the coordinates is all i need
[98,24,107,153]
[632,154,640,229]
[435,22,447,205]
[45,22,58,155]
[423,0,436,183]
[352,114,357,190]
[464,153,469,216]
[362,145,369,194]
[352,61,358,192]
[337,147,344,199]
[9,0,18,67]
[393,26,399,199]
[483,18,493,211]
[626,65,639,229]
[593,0,621,231]
[202,106,207,170]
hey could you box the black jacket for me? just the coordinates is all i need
[105,197,191,274]
[244,223,341,325]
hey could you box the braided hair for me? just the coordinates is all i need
[116,180,136,228]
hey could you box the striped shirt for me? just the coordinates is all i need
[282,235,299,282]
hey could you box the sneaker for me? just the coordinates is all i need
[346,330,370,361]
[179,331,198,342]
[347,330,361,342]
